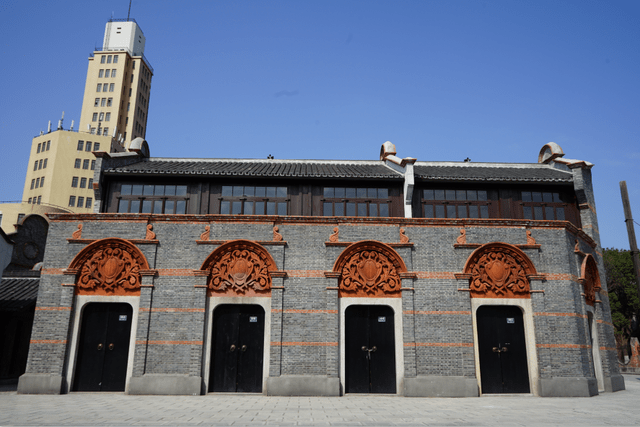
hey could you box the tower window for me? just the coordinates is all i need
[103,127,109,136]
[103,84,108,92]
[100,55,106,64]
[38,159,43,170]
[83,159,89,169]
[69,196,76,207]
[46,140,50,150]
[77,197,84,208]
[98,69,104,78]
[72,177,78,187]
[90,128,96,135]
[74,159,81,168]
[35,178,40,188]
[94,98,99,107]
[92,113,98,122]
[111,70,116,78]
[37,143,41,153]
[30,179,35,189]
[33,161,37,171]
[94,143,100,151]
[107,98,112,107]
[96,84,102,92]
[91,160,96,170]
[109,83,114,92]
[43,159,47,168]
[107,55,112,63]
[104,69,110,78]
[99,113,104,121]
[86,197,93,208]
[37,196,41,205]
[113,55,118,63]
[101,98,106,107]
[85,141,92,151]
[80,177,87,188]
[40,176,44,187]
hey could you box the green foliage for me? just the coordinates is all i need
[603,248,639,340]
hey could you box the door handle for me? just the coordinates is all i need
[108,343,115,350]
[97,343,103,350]
[241,345,247,352]
[492,346,508,353]
[230,344,236,352]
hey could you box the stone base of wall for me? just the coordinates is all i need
[538,377,598,397]
[604,374,625,392]
[17,374,63,394]
[127,375,202,395]
[266,376,340,396]
[403,376,479,397]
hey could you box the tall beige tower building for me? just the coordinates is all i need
[79,19,153,145]
[0,19,153,231]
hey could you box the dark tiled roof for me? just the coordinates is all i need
[0,278,39,311]
[105,159,403,179]
[414,165,573,183]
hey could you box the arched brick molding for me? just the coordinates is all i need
[580,255,601,306]
[463,242,537,299]
[68,238,149,296]
[201,240,277,297]
[333,241,407,298]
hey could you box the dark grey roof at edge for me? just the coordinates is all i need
[414,164,573,183]
[105,159,403,179]
[0,277,39,311]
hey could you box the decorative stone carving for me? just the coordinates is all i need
[145,224,156,240]
[456,229,466,245]
[464,243,535,299]
[340,250,401,297]
[200,225,210,241]
[581,255,600,306]
[72,224,83,239]
[329,227,339,243]
[526,230,536,245]
[399,228,409,243]
[77,243,144,294]
[202,240,276,296]
[273,226,283,242]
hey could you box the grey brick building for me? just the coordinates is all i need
[18,140,624,397]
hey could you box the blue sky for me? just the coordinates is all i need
[0,0,638,249]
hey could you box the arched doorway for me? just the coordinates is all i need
[200,240,276,393]
[66,238,148,392]
[463,242,538,394]
[581,255,604,391]
[333,241,406,394]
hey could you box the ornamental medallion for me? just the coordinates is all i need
[340,250,401,296]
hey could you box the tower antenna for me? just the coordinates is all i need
[127,0,132,21]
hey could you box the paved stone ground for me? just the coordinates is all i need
[1,375,639,426]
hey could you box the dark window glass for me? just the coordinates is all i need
[424,189,434,200]
[542,192,553,203]
[534,206,543,219]
[277,202,287,215]
[478,191,488,201]
[121,184,132,195]
[255,186,266,197]
[176,200,186,214]
[324,188,334,198]
[244,201,253,215]
[357,203,367,216]
[532,192,542,202]
[220,201,230,214]
[469,205,479,218]
[456,190,466,201]
[221,186,232,197]
[118,200,128,213]
[266,187,276,197]
[335,203,344,216]
[467,190,477,201]
[165,185,176,196]
[142,200,152,213]
[434,189,445,200]
[553,193,562,203]
[244,186,255,197]
[346,202,356,216]
[153,201,163,214]
[266,202,276,215]
[523,206,532,219]
[367,188,377,198]
[379,203,389,217]
[323,202,332,216]
[176,186,187,196]
[255,201,264,214]
[143,185,154,195]
[378,188,388,199]
[447,205,456,218]
[545,206,555,219]
[130,200,140,213]
[277,187,287,198]
[556,207,565,220]
[335,187,345,198]
[370,204,378,217]
[165,200,175,214]
[435,205,445,218]
[232,201,242,214]
[522,191,532,202]
[233,186,243,196]
[154,185,165,196]
[458,205,467,218]
[445,190,456,200]
[480,206,489,218]
[357,188,367,198]
[131,185,143,195]
[424,205,434,218]
[346,188,356,198]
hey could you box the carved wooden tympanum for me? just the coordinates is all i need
[466,244,533,298]
[340,250,401,297]
[203,240,275,296]
[74,239,147,295]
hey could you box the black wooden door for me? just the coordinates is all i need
[345,305,396,394]
[210,305,264,393]
[477,305,530,393]
[73,303,133,392]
